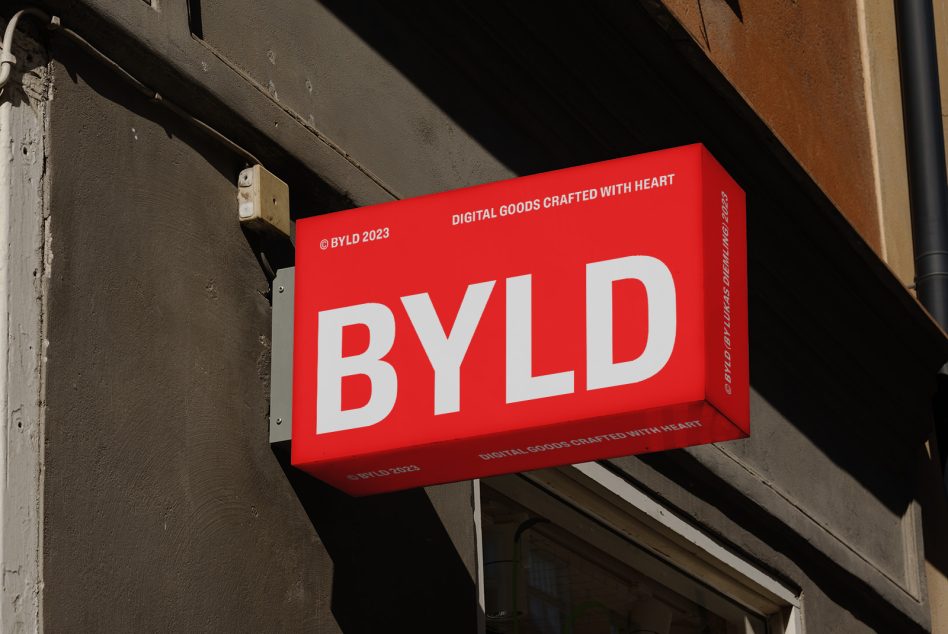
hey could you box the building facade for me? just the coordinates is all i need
[2,1,948,632]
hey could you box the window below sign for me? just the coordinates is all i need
[479,465,800,634]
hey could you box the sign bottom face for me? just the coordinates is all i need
[292,144,749,496]
[304,402,742,495]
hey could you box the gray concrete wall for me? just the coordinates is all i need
[20,0,948,632]
[41,37,478,633]
[0,22,48,633]
[173,3,948,626]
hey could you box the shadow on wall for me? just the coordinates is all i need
[52,14,352,213]
[45,30,480,633]
[627,450,931,634]
[312,0,941,515]
[275,448,481,633]
[314,0,695,174]
[314,0,948,610]
[723,0,744,22]
[54,35,244,185]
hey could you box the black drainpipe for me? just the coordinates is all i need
[895,0,948,488]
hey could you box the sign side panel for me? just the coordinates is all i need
[701,148,750,434]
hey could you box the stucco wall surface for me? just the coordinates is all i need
[41,40,478,633]
[27,1,948,632]
[661,0,884,256]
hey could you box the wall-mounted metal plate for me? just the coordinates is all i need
[270,267,293,444]
[238,164,291,238]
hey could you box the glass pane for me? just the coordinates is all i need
[483,485,761,634]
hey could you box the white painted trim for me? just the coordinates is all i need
[0,23,48,634]
[571,461,800,607]
[789,605,804,634]
[486,473,771,630]
[856,0,888,265]
[485,461,807,631]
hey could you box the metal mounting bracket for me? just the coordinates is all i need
[270,267,294,444]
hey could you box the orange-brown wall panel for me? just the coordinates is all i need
[663,0,881,252]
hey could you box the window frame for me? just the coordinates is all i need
[476,462,803,634]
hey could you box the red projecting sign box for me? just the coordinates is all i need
[293,144,748,495]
